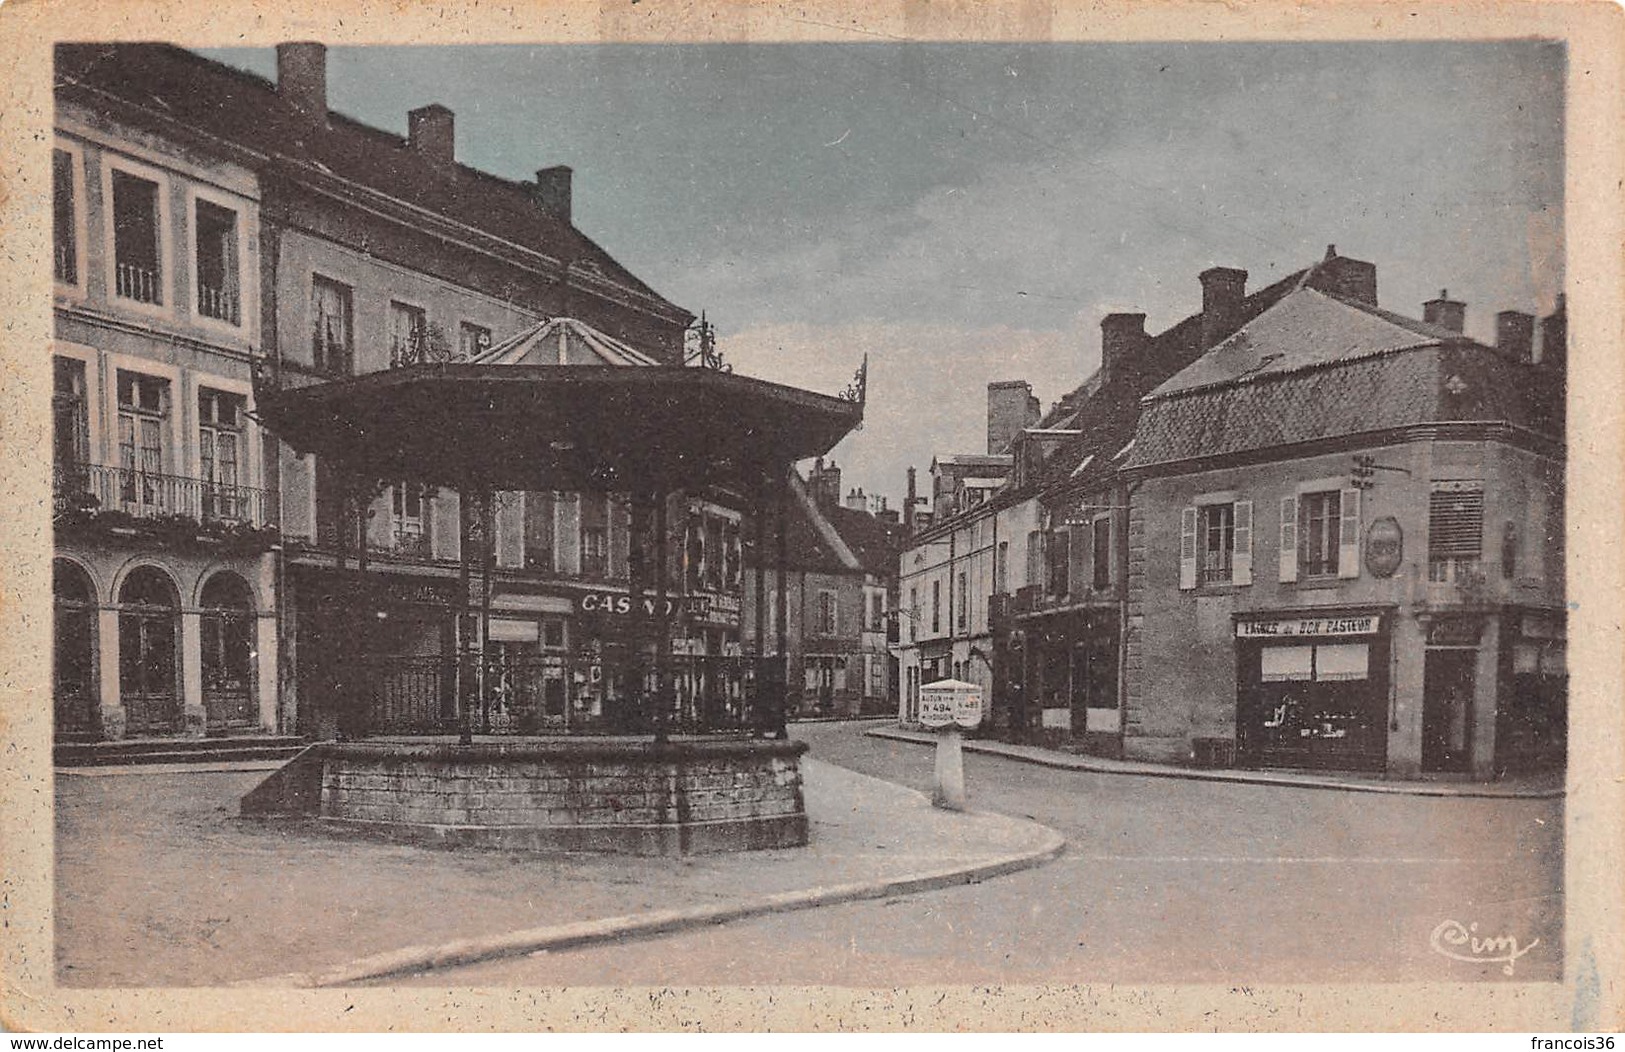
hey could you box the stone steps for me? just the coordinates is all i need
[54,736,309,767]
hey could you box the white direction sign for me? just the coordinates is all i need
[919,679,984,730]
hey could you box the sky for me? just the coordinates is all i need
[204,42,1566,509]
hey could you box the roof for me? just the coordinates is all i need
[54,44,687,321]
[822,504,907,577]
[1125,289,1561,470]
[1148,288,1456,398]
[742,475,860,577]
[471,317,660,367]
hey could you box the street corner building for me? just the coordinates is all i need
[896,249,1566,781]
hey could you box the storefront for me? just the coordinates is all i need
[1234,609,1392,772]
[1495,608,1567,774]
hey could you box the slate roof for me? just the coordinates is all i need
[823,504,907,577]
[1126,288,1560,471]
[54,43,685,319]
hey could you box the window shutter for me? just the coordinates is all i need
[1231,499,1253,586]
[497,493,525,569]
[431,490,460,562]
[1338,488,1361,579]
[1179,506,1198,590]
[1278,496,1298,582]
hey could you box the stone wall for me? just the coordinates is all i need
[313,738,809,855]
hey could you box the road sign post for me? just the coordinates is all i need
[918,679,983,812]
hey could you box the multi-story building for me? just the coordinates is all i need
[53,48,279,742]
[53,42,733,741]
[1123,273,1566,778]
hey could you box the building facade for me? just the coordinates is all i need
[53,55,279,741]
[1123,282,1566,777]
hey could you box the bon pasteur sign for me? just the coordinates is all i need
[918,679,984,730]
[1365,516,1404,579]
[1236,615,1380,638]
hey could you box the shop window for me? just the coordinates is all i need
[311,276,353,376]
[1428,480,1484,582]
[1092,516,1112,590]
[111,170,162,304]
[198,389,246,521]
[1260,645,1314,682]
[1181,500,1252,589]
[116,371,169,512]
[459,321,492,359]
[194,199,240,325]
[1314,643,1369,681]
[389,301,427,368]
[53,149,78,285]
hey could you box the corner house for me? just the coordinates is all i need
[1123,266,1566,780]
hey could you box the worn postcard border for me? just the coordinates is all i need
[1,0,1620,1033]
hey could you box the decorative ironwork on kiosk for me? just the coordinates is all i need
[252,317,864,742]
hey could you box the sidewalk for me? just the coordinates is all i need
[866,726,1566,799]
[55,757,1063,988]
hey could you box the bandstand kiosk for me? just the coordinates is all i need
[242,321,865,854]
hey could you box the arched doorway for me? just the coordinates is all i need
[118,566,181,736]
[201,572,257,734]
[53,559,99,739]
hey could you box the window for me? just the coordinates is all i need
[111,170,162,304]
[1092,516,1112,591]
[1429,480,1484,582]
[1300,491,1340,578]
[1180,500,1252,589]
[391,482,430,557]
[957,571,968,630]
[723,521,742,588]
[311,276,353,376]
[197,389,246,521]
[685,521,706,591]
[931,580,941,634]
[194,200,240,324]
[1026,530,1045,592]
[542,618,566,649]
[389,301,427,368]
[816,590,837,636]
[1047,528,1070,598]
[1201,504,1233,583]
[53,358,89,475]
[869,656,883,695]
[53,149,77,285]
[524,491,555,571]
[909,586,918,642]
[459,321,492,359]
[869,591,885,633]
[1279,487,1359,582]
[995,541,1009,595]
[116,371,168,511]
[580,494,608,577]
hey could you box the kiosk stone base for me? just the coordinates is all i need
[243,737,809,855]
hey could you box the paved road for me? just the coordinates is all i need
[404,721,1563,987]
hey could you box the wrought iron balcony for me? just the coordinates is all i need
[53,462,276,530]
[115,262,162,304]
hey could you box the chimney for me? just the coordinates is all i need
[1199,267,1248,349]
[807,457,841,508]
[276,43,328,122]
[1495,310,1535,362]
[1310,245,1378,306]
[845,487,868,513]
[1423,290,1466,334]
[1099,313,1149,384]
[986,380,1038,455]
[407,104,455,165]
[906,467,918,534]
[534,165,573,223]
[1539,293,1567,371]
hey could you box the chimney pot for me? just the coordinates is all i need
[534,165,574,223]
[408,104,456,164]
[1423,290,1467,334]
[1199,266,1248,349]
[276,42,328,122]
[1495,310,1535,362]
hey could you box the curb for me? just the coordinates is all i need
[866,728,1566,800]
[234,812,1066,988]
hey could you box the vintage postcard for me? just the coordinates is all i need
[1,0,1620,1035]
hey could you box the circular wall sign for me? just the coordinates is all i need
[1365,516,1404,578]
